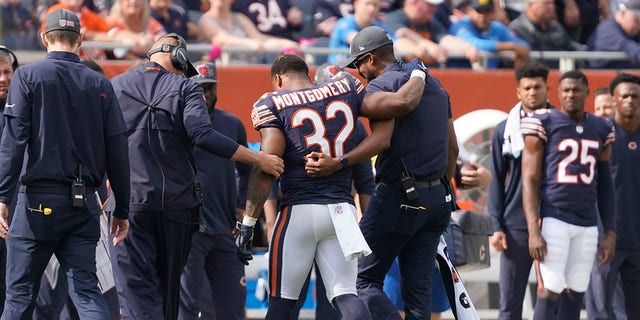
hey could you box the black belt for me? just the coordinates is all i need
[19,185,96,195]
[386,178,442,189]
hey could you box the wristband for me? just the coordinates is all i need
[410,70,426,81]
[242,215,258,227]
[339,155,349,169]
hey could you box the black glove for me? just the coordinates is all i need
[235,222,254,265]
[399,59,429,79]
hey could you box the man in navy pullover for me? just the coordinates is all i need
[110,33,283,320]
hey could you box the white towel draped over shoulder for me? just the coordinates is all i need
[502,102,525,159]
[327,203,372,261]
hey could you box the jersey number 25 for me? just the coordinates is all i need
[557,138,599,184]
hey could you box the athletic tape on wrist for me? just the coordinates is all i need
[242,215,258,227]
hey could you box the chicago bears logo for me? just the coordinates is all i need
[197,64,210,77]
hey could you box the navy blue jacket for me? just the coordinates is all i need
[0,51,130,218]
[111,62,240,212]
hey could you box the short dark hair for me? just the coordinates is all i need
[271,54,309,79]
[45,30,80,46]
[558,69,589,87]
[609,72,640,94]
[515,60,549,83]
[594,87,610,98]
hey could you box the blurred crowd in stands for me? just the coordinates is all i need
[2,0,640,68]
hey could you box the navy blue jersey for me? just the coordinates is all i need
[232,0,299,39]
[0,52,127,202]
[250,72,365,206]
[611,122,640,249]
[522,109,614,226]
[111,62,239,212]
[370,63,452,183]
[195,108,251,234]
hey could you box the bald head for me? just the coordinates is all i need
[149,36,180,53]
[146,33,197,77]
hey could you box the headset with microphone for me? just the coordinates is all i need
[0,45,19,71]
[146,33,192,76]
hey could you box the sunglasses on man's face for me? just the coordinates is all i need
[355,53,371,68]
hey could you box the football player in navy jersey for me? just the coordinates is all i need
[234,54,426,320]
[521,70,617,320]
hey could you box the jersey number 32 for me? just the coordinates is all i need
[292,101,355,157]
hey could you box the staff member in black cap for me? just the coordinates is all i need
[178,61,251,320]
[110,33,284,320]
[306,26,458,320]
[0,8,130,320]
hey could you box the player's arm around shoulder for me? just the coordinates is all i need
[360,61,428,120]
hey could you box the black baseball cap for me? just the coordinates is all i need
[341,26,394,69]
[44,9,81,34]
[190,61,219,84]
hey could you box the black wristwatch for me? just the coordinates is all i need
[339,155,349,169]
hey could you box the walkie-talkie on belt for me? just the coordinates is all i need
[72,164,85,208]
[400,158,417,201]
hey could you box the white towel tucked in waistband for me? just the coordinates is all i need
[502,102,525,159]
[327,203,371,261]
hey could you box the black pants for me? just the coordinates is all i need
[178,231,245,320]
[3,193,108,320]
[111,209,199,320]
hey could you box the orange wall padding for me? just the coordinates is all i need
[98,61,620,142]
